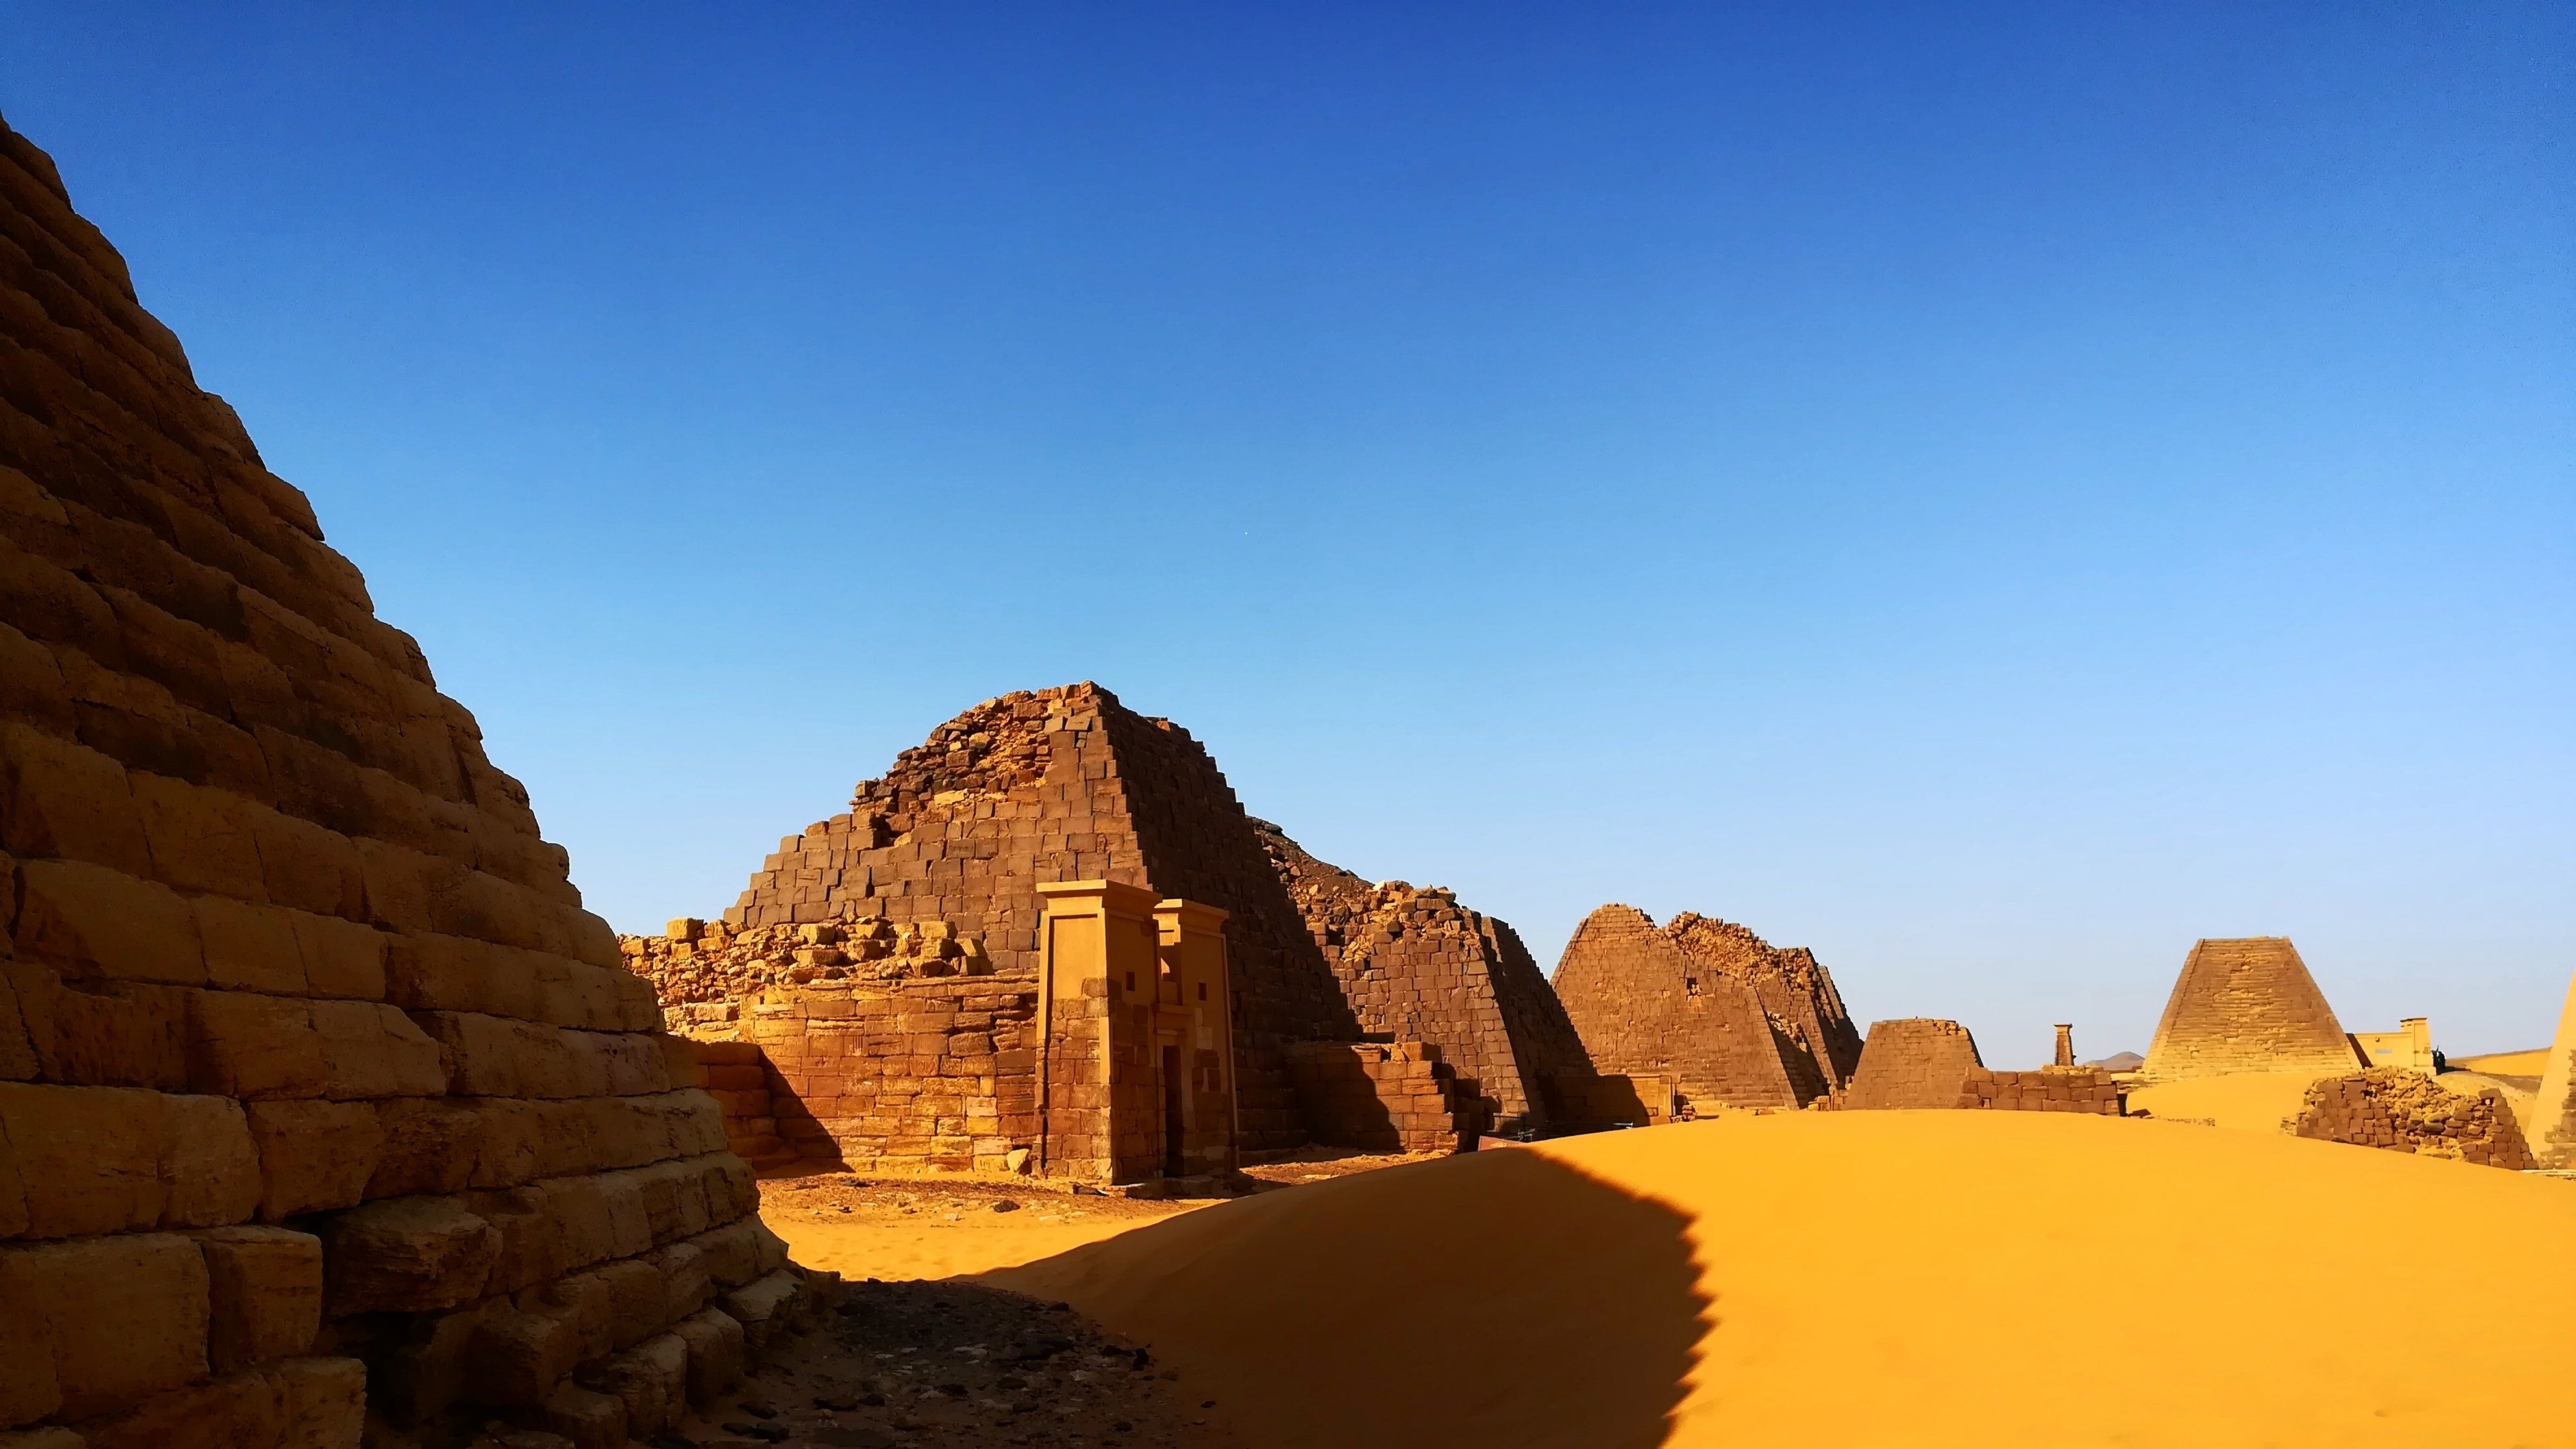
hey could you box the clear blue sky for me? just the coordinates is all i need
[6,4,2568,1062]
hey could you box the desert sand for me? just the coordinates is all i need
[2122,1069,2333,1130]
[967,1114,2576,1449]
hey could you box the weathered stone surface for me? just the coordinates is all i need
[193,1226,323,1372]
[0,112,787,1440]
[1552,905,1839,1111]
[2140,937,2366,1081]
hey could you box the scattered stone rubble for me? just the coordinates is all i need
[2293,1069,2536,1170]
[0,112,824,1446]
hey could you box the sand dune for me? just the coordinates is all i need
[990,1113,2576,1448]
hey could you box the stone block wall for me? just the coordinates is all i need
[0,113,823,1445]
[1542,1072,1677,1128]
[1283,1041,1485,1152]
[1957,1067,2124,1114]
[680,1037,795,1170]
[2294,1069,2536,1170]
[750,978,1039,1176]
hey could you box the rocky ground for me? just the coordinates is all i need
[658,1277,1239,1449]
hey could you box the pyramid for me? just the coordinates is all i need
[0,114,808,1445]
[1842,1018,1985,1109]
[2531,971,2576,1169]
[1259,821,1593,1133]
[2139,937,2366,1081]
[1663,913,1863,1086]
[1550,905,1833,1111]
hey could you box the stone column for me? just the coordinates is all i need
[1034,880,1162,1183]
[1157,900,1237,1176]
[2053,1024,2075,1069]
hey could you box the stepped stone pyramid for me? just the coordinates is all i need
[2140,937,2366,1081]
[1258,820,1594,1133]
[1550,904,1850,1111]
[0,114,811,1446]
[2533,971,2576,1169]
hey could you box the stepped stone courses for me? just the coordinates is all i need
[2294,1069,2536,1170]
[2141,937,2366,1081]
[0,114,822,1446]
[1550,905,1853,1112]
[1842,1019,1987,1109]
[1259,821,1592,1134]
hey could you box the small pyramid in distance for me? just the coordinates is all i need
[2140,937,2366,1080]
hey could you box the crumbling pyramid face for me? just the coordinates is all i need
[1550,905,1839,1111]
[0,116,810,1446]
[1842,1018,1985,1109]
[1259,821,1592,1133]
[2531,971,2576,1169]
[2294,1068,2535,1170]
[1661,913,1863,1086]
[723,683,1359,1150]
[2139,937,2366,1082]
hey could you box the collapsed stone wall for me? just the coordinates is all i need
[0,114,819,1447]
[2141,937,2366,1081]
[1956,1067,2124,1115]
[1258,821,1592,1134]
[1282,1042,1484,1152]
[1550,905,1844,1111]
[2294,1069,2536,1170]
[1842,1019,1986,1109]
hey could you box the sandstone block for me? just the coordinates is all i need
[184,989,326,1099]
[367,1096,484,1197]
[72,1364,284,1449]
[717,1269,803,1359]
[192,1226,323,1372]
[322,1196,499,1315]
[312,999,443,1098]
[0,1428,85,1448]
[0,1082,164,1237]
[669,1306,743,1405]
[156,1091,260,1229]
[245,1099,383,1220]
[14,860,202,987]
[271,1356,365,1449]
[192,897,305,995]
[528,1381,625,1449]
[0,1231,208,1423]
[129,773,266,902]
[570,1331,684,1437]
[290,912,385,1001]
[0,724,147,876]
[33,975,189,1090]
[465,1305,580,1407]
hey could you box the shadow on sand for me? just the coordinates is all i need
[981,1145,1713,1449]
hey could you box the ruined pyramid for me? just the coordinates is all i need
[2139,937,2366,1081]
[0,114,813,1446]
[693,682,1596,1146]
[1550,904,1845,1111]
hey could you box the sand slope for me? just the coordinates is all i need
[991,1114,2576,1449]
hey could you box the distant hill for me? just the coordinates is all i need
[2089,1052,2146,1071]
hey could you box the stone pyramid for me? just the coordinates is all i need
[1550,904,1831,1111]
[2139,937,2366,1081]
[1258,820,1593,1134]
[1842,1018,1984,1109]
[2531,971,2576,1169]
[0,114,812,1446]
[722,683,1364,1150]
[1663,913,1863,1087]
